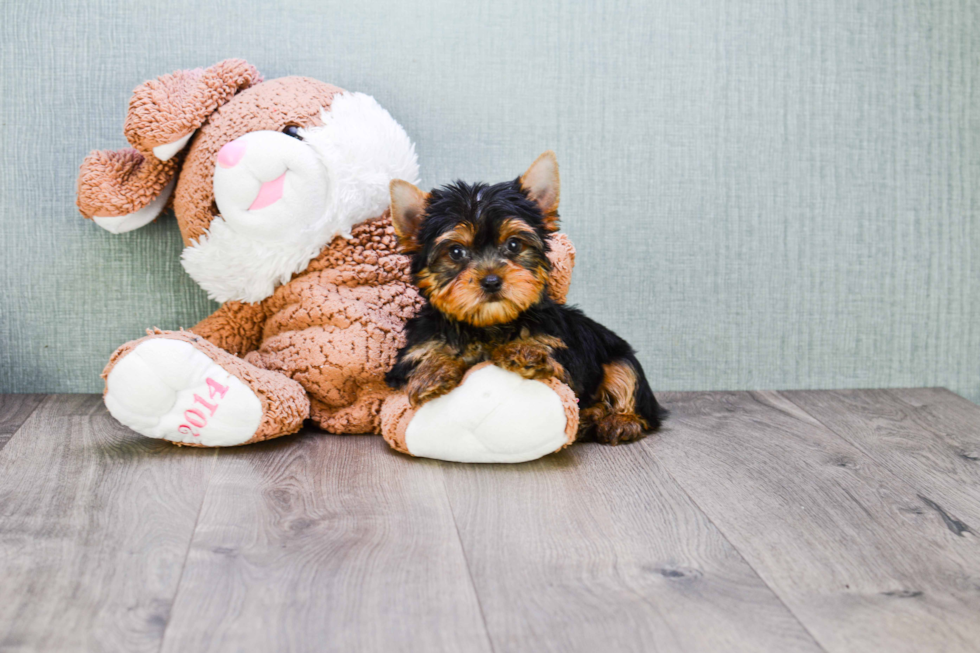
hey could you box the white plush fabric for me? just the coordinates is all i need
[302,92,421,237]
[104,339,262,447]
[405,365,569,463]
[92,176,176,234]
[180,92,419,304]
[152,131,195,162]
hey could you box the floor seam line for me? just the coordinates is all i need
[439,464,498,653]
[642,438,831,653]
[0,395,54,454]
[157,447,219,653]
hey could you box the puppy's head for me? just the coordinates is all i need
[390,151,561,327]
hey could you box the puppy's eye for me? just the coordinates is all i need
[505,237,523,254]
[282,125,303,140]
[448,245,469,262]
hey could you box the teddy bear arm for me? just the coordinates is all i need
[188,300,270,357]
[546,233,576,304]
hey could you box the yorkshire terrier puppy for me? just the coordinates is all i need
[385,152,665,444]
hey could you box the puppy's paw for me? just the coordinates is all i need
[491,341,564,381]
[407,359,467,408]
[593,412,650,446]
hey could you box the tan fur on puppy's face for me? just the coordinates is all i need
[418,256,548,328]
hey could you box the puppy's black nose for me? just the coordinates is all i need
[481,274,503,293]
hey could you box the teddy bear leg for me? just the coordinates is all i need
[102,330,310,447]
[307,383,391,435]
[379,362,579,463]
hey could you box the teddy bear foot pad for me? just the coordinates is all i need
[385,364,578,463]
[104,338,264,446]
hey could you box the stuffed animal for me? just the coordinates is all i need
[77,59,580,463]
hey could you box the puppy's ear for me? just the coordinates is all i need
[519,150,560,232]
[389,179,428,252]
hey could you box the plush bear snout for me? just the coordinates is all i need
[210,130,329,238]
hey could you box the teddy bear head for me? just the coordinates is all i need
[77,59,419,304]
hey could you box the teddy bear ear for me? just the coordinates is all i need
[77,59,263,233]
[123,58,262,159]
[76,149,179,233]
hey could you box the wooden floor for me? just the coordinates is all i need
[1,390,979,652]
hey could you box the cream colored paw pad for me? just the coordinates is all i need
[104,339,262,446]
[405,365,569,463]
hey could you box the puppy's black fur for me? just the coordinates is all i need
[386,153,665,444]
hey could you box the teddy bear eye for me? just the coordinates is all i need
[448,245,469,262]
[505,237,523,254]
[282,125,303,140]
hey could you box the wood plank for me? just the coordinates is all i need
[443,442,825,653]
[160,432,492,653]
[0,397,216,653]
[782,388,980,523]
[0,394,45,450]
[649,391,980,653]
[37,393,106,417]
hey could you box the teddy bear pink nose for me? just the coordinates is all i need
[217,140,247,168]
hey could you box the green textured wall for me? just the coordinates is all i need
[1,0,978,400]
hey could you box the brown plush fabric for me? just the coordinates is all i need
[541,375,580,448]
[379,392,414,455]
[546,233,576,304]
[189,300,269,357]
[241,215,424,433]
[124,59,262,154]
[76,148,178,218]
[81,60,579,449]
